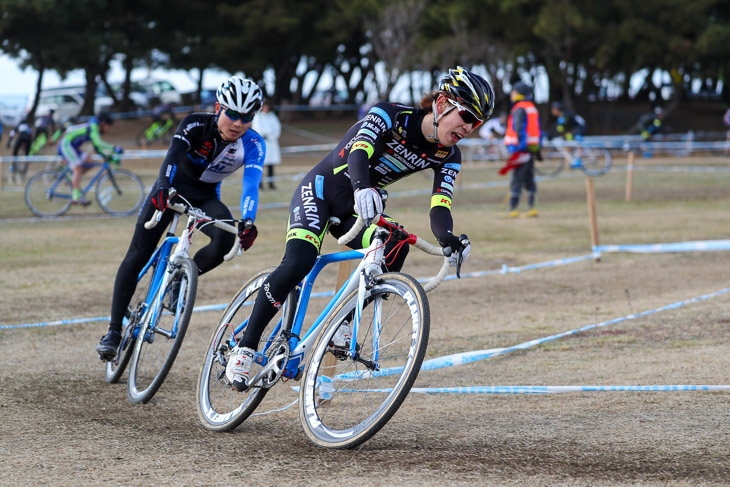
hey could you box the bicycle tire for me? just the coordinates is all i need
[24,169,72,217]
[127,257,198,403]
[197,267,291,432]
[581,148,612,176]
[299,272,430,449]
[105,252,158,383]
[534,151,564,178]
[96,168,145,216]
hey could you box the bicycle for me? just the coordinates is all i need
[535,139,612,178]
[104,189,243,404]
[135,118,175,147]
[196,212,466,449]
[24,152,145,217]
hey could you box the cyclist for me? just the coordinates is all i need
[57,112,120,205]
[33,109,56,147]
[7,117,33,183]
[224,66,493,391]
[636,107,665,141]
[550,102,586,141]
[479,111,506,141]
[96,76,266,360]
[500,81,542,218]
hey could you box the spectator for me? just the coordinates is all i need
[252,99,282,189]
[500,81,542,218]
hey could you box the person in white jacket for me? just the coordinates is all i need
[252,99,281,189]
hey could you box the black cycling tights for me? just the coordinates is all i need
[108,196,235,330]
[238,227,409,350]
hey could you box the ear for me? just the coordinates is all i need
[435,94,449,114]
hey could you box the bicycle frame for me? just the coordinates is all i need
[228,234,387,385]
[46,161,113,201]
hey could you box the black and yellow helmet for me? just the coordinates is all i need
[439,66,495,121]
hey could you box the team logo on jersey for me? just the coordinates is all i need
[435,150,448,158]
[198,141,213,157]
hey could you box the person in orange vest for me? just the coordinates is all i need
[500,81,542,218]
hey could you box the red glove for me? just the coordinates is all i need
[498,152,531,175]
[151,184,169,211]
[238,222,258,251]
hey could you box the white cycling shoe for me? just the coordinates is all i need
[226,346,255,392]
[331,323,352,348]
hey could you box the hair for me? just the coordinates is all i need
[420,90,456,111]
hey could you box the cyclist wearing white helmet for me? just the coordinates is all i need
[97,76,266,360]
[224,66,494,392]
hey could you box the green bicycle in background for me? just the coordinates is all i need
[136,118,175,147]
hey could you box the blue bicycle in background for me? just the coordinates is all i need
[104,190,242,404]
[196,213,467,449]
[24,153,145,217]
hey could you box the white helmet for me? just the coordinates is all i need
[216,76,263,114]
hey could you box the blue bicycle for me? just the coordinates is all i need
[24,153,144,217]
[196,214,465,449]
[104,190,241,404]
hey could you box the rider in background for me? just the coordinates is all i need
[223,66,493,392]
[550,102,586,141]
[33,109,57,146]
[7,116,33,183]
[479,111,506,141]
[96,76,266,360]
[636,107,665,141]
[500,81,542,219]
[57,112,120,205]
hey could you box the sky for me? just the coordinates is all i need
[0,54,233,107]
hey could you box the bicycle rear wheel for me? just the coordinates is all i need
[105,253,158,383]
[581,148,612,176]
[299,272,430,449]
[96,168,145,216]
[127,257,198,403]
[534,151,564,178]
[197,267,292,432]
[24,170,72,217]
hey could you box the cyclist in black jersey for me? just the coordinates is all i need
[97,77,266,360]
[225,66,495,391]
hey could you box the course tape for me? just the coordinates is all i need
[595,239,730,253]
[337,286,730,380]
[407,385,730,394]
[0,252,596,330]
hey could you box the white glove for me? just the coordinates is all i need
[448,243,470,267]
[353,188,383,222]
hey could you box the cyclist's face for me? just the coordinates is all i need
[434,95,478,147]
[216,102,251,141]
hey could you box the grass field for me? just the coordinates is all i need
[1,127,729,485]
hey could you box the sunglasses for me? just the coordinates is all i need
[222,107,255,123]
[446,98,484,128]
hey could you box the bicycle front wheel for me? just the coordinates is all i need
[581,148,612,176]
[534,151,564,178]
[197,267,292,432]
[127,257,198,403]
[299,272,430,449]
[105,251,158,383]
[24,170,72,217]
[96,168,145,217]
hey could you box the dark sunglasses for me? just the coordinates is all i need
[223,107,255,123]
[447,99,484,128]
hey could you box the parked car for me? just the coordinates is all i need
[135,79,182,106]
[29,86,114,122]
[0,101,26,128]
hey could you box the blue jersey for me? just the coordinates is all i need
[159,112,265,221]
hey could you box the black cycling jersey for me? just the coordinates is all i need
[286,101,462,249]
[108,113,265,331]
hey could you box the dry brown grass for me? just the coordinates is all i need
[1,132,729,485]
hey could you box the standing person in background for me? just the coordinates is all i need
[500,81,542,218]
[252,99,281,189]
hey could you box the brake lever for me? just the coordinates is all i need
[455,234,469,279]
